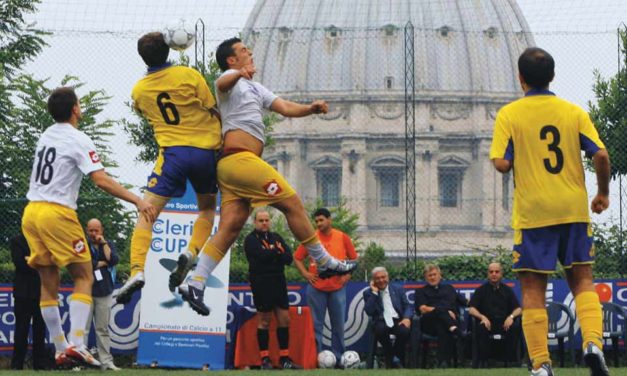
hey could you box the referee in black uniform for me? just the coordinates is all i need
[244,209,301,370]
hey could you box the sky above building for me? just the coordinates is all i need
[21,0,627,225]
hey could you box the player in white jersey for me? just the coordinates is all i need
[21,87,157,368]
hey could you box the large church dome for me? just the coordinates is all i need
[242,0,535,100]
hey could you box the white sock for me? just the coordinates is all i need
[41,304,69,352]
[190,251,219,289]
[305,242,340,269]
[68,297,91,347]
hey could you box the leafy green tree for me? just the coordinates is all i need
[0,1,134,281]
[0,0,47,79]
[589,27,627,179]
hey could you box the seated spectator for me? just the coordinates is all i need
[468,262,522,365]
[414,264,467,368]
[363,266,412,368]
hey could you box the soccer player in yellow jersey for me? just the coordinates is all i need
[490,48,611,376]
[116,32,222,303]
[176,37,357,316]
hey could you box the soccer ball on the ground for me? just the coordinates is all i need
[162,19,195,51]
[317,350,336,369]
[340,350,360,369]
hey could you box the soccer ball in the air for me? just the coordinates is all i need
[163,19,195,51]
[340,350,360,369]
[317,350,336,369]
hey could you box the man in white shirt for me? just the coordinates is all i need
[177,37,357,316]
[363,267,412,368]
[21,87,156,368]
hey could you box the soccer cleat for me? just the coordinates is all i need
[178,283,211,316]
[169,251,195,292]
[318,260,358,279]
[100,362,122,371]
[583,342,610,376]
[530,363,554,376]
[115,271,145,304]
[280,357,303,370]
[55,351,76,368]
[261,356,273,370]
[65,345,102,368]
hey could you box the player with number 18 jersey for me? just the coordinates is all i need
[23,123,103,267]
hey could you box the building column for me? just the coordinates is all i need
[341,139,367,228]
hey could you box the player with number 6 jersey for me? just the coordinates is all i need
[22,87,156,368]
[116,31,222,304]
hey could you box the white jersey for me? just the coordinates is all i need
[26,123,104,209]
[216,69,278,143]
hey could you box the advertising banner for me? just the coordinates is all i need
[136,187,230,370]
[1,279,625,366]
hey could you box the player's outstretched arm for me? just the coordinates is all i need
[591,148,610,214]
[216,65,256,93]
[492,158,512,173]
[89,170,157,222]
[270,98,328,118]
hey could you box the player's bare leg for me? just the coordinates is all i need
[116,193,168,304]
[180,199,250,316]
[169,193,216,291]
[271,195,357,276]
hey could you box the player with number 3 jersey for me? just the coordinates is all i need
[490,48,610,376]
[116,32,222,304]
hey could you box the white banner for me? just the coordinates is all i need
[137,187,230,369]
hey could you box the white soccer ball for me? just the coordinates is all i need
[340,350,360,369]
[317,350,336,369]
[163,19,195,51]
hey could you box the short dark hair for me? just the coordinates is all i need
[47,87,78,122]
[216,37,241,71]
[138,32,170,67]
[313,208,331,218]
[518,47,555,89]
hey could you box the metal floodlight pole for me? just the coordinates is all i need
[195,18,206,72]
[404,21,417,277]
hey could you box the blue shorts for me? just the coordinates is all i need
[512,223,595,273]
[146,146,218,198]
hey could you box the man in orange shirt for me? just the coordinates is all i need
[294,208,358,366]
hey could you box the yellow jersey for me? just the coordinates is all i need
[489,90,605,229]
[132,65,221,150]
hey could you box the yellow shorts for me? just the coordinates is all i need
[218,151,296,207]
[22,202,91,268]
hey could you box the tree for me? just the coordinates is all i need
[589,27,627,179]
[0,1,134,281]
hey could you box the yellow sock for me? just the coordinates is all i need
[575,291,603,351]
[69,293,93,305]
[188,217,213,257]
[522,308,551,369]
[302,234,319,246]
[201,241,226,260]
[130,227,152,277]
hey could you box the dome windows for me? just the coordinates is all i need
[382,24,398,37]
[325,25,341,39]
[437,25,452,38]
[484,27,498,39]
[278,26,292,41]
